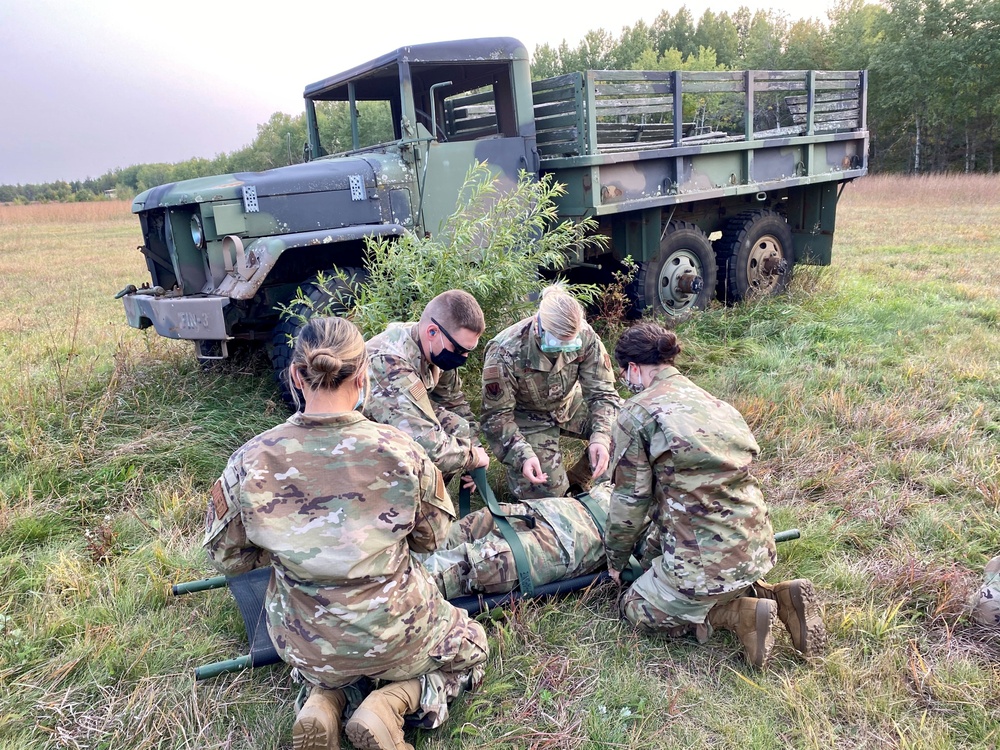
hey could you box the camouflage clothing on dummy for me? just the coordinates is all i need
[203,411,488,729]
[605,367,776,632]
[416,483,612,598]
[972,555,1000,626]
[365,322,481,478]
[481,317,621,499]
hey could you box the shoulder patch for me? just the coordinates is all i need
[603,353,612,372]
[434,468,447,501]
[408,380,428,402]
[485,381,502,400]
[211,479,228,520]
[483,364,501,381]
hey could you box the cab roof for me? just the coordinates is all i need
[303,37,527,100]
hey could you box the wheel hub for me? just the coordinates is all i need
[657,249,704,314]
[746,235,787,293]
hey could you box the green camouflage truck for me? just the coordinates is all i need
[119,36,867,378]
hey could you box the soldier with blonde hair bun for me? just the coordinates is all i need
[204,316,487,750]
[481,283,621,500]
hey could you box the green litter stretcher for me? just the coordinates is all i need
[174,468,801,680]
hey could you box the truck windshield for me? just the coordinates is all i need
[314,100,395,154]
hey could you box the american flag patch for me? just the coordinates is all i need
[408,380,427,402]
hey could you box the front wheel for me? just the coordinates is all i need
[715,210,795,304]
[629,221,717,317]
[268,267,366,409]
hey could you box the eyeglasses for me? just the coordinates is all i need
[430,317,472,356]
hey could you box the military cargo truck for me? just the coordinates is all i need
[119,36,867,377]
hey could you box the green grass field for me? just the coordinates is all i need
[1,176,998,749]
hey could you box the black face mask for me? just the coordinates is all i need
[430,347,468,371]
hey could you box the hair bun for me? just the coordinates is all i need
[308,348,343,378]
[657,332,680,358]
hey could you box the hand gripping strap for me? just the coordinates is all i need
[460,468,536,597]
[573,491,644,585]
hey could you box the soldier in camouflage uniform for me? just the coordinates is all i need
[605,322,826,669]
[972,555,1000,626]
[481,284,621,500]
[204,316,487,750]
[417,483,612,598]
[365,290,490,484]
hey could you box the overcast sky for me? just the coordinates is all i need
[0,0,833,185]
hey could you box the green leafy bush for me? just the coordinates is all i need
[280,161,606,378]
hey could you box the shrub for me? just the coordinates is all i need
[280,161,606,378]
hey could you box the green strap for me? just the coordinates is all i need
[462,468,536,597]
[574,491,644,584]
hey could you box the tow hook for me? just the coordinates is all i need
[115,283,165,299]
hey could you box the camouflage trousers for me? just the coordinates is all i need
[507,389,602,500]
[972,555,1000,626]
[297,616,488,730]
[418,497,605,599]
[619,566,750,639]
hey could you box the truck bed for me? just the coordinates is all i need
[447,68,868,217]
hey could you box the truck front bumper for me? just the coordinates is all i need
[122,294,229,341]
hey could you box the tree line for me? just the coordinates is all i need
[3,0,997,204]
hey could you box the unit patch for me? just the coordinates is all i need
[211,479,228,520]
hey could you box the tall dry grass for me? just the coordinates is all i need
[1,174,998,749]
[0,200,133,225]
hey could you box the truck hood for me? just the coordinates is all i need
[132,154,410,212]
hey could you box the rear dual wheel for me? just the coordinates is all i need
[716,210,795,304]
[629,221,717,317]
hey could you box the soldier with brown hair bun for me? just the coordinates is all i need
[481,283,621,500]
[204,316,488,750]
[606,322,826,668]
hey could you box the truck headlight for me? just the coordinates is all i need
[190,214,205,249]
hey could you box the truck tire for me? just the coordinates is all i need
[629,221,717,317]
[715,210,794,304]
[268,267,366,409]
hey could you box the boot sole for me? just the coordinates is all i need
[345,707,398,750]
[784,580,827,657]
[752,599,778,669]
[292,715,333,750]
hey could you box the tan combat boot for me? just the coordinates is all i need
[345,679,421,750]
[293,686,347,750]
[753,579,828,656]
[972,556,1000,626]
[707,596,778,669]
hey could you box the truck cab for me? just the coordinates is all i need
[120,38,536,360]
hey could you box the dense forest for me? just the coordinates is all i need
[3,0,998,204]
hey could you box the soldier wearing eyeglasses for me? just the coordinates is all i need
[481,283,621,500]
[365,290,490,485]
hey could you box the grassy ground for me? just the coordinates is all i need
[1,176,998,749]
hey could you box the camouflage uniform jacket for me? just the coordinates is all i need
[481,317,620,468]
[605,367,776,597]
[365,322,480,476]
[203,411,468,681]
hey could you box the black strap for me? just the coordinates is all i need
[460,468,536,596]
